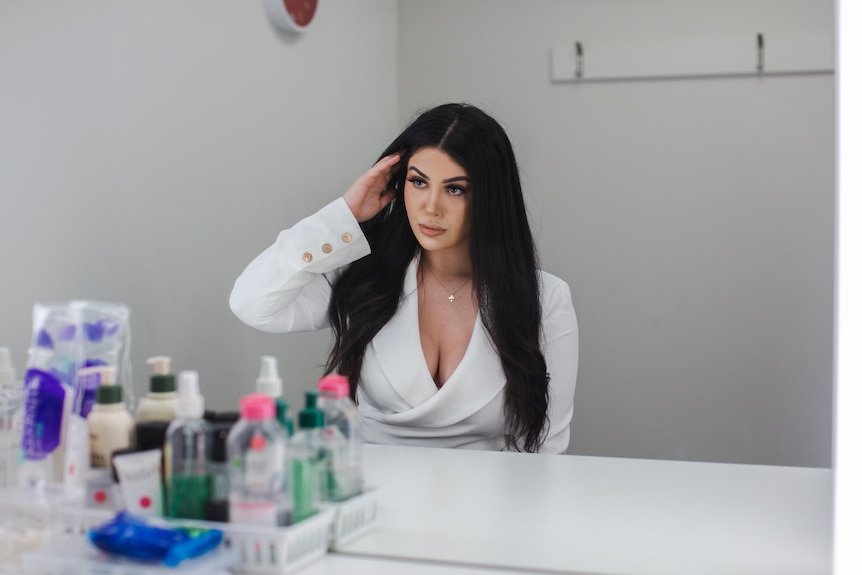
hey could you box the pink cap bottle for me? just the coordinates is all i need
[318,373,349,398]
[239,392,275,421]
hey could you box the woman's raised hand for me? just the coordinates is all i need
[343,153,402,223]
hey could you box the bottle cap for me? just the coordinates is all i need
[256,355,283,397]
[80,366,122,404]
[175,370,204,419]
[0,347,15,387]
[239,392,275,421]
[298,390,324,429]
[318,373,350,398]
[146,356,176,393]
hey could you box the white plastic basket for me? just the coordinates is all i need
[23,540,238,575]
[323,487,380,549]
[50,505,336,575]
[0,485,83,574]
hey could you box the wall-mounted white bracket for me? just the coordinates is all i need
[550,32,834,83]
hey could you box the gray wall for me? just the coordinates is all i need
[397,0,834,466]
[0,0,834,467]
[0,0,399,422]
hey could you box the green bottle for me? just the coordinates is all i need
[289,391,326,523]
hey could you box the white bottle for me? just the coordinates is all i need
[317,375,362,500]
[164,371,210,520]
[135,356,178,423]
[86,366,134,469]
[257,356,292,436]
[0,348,23,487]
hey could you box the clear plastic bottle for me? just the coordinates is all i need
[227,392,290,526]
[317,374,362,500]
[164,371,210,520]
[0,348,23,487]
[289,391,329,522]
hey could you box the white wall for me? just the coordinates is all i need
[398,0,834,466]
[0,0,399,417]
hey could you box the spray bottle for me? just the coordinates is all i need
[164,370,210,520]
[135,356,177,423]
[86,366,134,469]
[256,356,293,436]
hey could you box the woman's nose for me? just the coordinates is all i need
[425,188,441,215]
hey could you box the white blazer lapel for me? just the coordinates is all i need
[365,257,438,408]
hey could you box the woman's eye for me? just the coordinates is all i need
[408,177,427,188]
[447,186,465,196]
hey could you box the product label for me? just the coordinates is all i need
[22,369,66,460]
[244,441,284,495]
[229,496,278,526]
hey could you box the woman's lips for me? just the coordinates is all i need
[419,224,445,237]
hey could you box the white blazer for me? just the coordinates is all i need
[230,198,579,453]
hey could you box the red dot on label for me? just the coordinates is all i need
[140,496,151,509]
[68,464,75,475]
[250,435,267,451]
[94,490,107,504]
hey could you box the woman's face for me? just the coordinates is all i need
[403,147,473,256]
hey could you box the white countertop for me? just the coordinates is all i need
[334,444,833,575]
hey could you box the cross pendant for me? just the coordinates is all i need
[448,294,455,303]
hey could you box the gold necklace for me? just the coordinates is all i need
[424,264,471,303]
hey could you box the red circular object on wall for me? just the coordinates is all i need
[264,0,319,33]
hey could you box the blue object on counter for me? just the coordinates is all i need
[89,511,223,567]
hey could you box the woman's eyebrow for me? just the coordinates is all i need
[408,166,429,178]
[407,166,470,183]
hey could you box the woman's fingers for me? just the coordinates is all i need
[344,152,403,222]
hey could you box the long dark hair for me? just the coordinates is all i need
[325,103,549,452]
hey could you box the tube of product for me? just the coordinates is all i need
[113,449,164,517]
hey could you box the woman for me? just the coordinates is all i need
[230,103,578,453]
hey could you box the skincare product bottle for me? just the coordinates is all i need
[227,393,290,526]
[205,421,232,522]
[0,348,23,487]
[113,449,164,517]
[317,373,363,500]
[86,366,134,469]
[84,467,122,511]
[164,371,210,520]
[135,356,177,423]
[256,356,293,436]
[289,391,328,522]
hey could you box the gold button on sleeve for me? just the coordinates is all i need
[321,243,332,254]
[302,252,313,263]
[341,232,353,243]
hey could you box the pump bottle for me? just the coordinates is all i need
[164,370,210,520]
[289,391,330,522]
[86,366,134,469]
[317,374,363,500]
[256,356,293,436]
[135,356,178,423]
